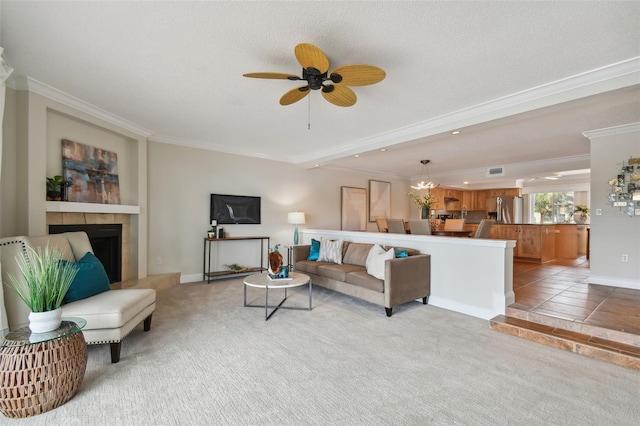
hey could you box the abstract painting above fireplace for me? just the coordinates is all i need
[62,139,121,205]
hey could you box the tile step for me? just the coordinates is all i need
[505,305,640,347]
[490,314,640,370]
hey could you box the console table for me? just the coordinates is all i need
[203,236,270,283]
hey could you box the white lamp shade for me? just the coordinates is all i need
[287,212,306,225]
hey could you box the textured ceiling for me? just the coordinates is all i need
[2,1,640,187]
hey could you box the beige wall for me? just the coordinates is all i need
[147,141,411,281]
[587,123,640,288]
[1,87,148,278]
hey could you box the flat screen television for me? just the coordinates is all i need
[210,194,261,224]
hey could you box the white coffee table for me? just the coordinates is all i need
[243,272,312,320]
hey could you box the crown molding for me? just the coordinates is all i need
[296,57,640,166]
[8,76,154,138]
[582,122,640,139]
[148,134,298,164]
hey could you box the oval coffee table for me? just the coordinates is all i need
[243,272,312,320]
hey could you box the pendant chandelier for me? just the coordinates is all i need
[411,159,439,190]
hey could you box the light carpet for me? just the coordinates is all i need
[7,278,640,425]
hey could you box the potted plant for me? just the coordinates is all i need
[408,191,437,219]
[46,175,64,200]
[3,244,78,333]
[574,205,590,224]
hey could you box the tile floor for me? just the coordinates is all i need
[511,258,640,336]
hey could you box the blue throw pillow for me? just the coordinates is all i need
[394,248,408,258]
[308,238,321,261]
[62,252,111,304]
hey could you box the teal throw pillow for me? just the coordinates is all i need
[394,248,408,258]
[308,239,321,261]
[62,252,111,304]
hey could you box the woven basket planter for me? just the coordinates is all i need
[0,331,88,418]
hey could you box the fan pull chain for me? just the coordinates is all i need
[308,94,311,130]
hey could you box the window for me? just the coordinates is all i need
[531,192,575,223]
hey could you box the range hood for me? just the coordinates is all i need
[444,196,459,202]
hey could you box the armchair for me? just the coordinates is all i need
[1,232,156,363]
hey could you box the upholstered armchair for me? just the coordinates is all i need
[1,232,156,363]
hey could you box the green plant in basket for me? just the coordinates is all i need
[574,205,590,222]
[3,244,78,312]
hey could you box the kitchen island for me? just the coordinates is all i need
[464,223,589,262]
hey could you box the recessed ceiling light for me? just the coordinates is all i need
[463,181,469,185]
[354,154,360,158]
[314,164,320,167]
[451,130,461,135]
[380,148,387,152]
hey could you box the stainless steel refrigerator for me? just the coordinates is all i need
[486,196,523,223]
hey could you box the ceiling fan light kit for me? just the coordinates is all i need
[243,43,385,107]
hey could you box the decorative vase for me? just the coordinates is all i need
[421,207,429,219]
[573,213,587,224]
[28,308,63,333]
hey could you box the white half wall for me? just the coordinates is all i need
[300,229,516,320]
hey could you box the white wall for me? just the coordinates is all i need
[147,141,412,282]
[586,123,640,289]
[301,229,515,320]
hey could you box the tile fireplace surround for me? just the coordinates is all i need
[46,211,135,281]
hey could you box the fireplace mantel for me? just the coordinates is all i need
[46,201,140,215]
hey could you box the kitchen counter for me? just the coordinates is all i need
[463,223,588,262]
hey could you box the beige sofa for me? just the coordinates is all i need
[1,232,155,363]
[292,241,430,316]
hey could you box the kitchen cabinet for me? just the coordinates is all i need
[492,224,555,262]
[487,188,521,197]
[429,187,445,210]
[444,189,463,210]
[462,190,487,210]
[555,225,578,259]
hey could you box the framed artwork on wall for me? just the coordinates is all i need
[210,194,261,224]
[368,180,391,222]
[62,139,121,204]
[341,186,367,231]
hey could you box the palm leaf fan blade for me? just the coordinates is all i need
[322,85,357,107]
[243,72,300,80]
[294,43,329,74]
[280,86,310,105]
[331,65,386,86]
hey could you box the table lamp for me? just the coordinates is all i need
[287,211,306,245]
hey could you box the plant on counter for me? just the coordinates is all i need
[408,191,437,209]
[574,205,590,222]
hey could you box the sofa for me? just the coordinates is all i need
[1,232,156,363]
[292,239,430,316]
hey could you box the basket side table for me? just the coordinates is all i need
[0,318,88,418]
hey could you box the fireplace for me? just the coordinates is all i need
[49,224,122,283]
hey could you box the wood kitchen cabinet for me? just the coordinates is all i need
[428,187,445,210]
[444,189,463,210]
[487,188,521,197]
[492,224,555,262]
[462,190,487,210]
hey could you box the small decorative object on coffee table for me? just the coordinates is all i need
[0,318,87,418]
[243,272,312,320]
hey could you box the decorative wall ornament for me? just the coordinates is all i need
[607,157,640,216]
[369,180,391,223]
[62,139,121,204]
[341,186,367,231]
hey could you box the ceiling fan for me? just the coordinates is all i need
[243,43,386,107]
